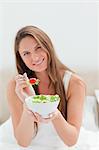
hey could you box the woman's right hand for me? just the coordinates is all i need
[23,103,41,123]
[15,74,35,103]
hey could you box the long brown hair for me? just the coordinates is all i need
[14,25,71,120]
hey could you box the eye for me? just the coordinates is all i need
[37,46,41,49]
[35,46,41,51]
[23,52,30,56]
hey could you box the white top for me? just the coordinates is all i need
[27,70,72,150]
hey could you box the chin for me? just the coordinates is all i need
[36,68,47,72]
[31,66,47,72]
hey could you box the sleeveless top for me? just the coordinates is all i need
[26,70,73,150]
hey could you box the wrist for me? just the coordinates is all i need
[23,103,31,116]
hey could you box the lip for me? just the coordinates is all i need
[33,58,44,66]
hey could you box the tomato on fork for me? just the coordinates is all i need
[29,78,40,85]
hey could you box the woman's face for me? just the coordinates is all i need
[19,36,48,72]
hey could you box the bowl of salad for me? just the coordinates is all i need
[25,94,60,117]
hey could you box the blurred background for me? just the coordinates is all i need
[0,0,99,123]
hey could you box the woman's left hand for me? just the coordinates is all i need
[34,109,61,123]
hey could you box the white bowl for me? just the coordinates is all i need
[25,95,60,117]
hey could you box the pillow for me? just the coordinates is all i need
[82,96,99,131]
[69,127,99,150]
[95,89,99,103]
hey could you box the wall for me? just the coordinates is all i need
[0,0,98,123]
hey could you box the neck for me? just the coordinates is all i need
[35,71,50,84]
[35,71,55,95]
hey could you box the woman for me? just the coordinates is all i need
[7,26,86,149]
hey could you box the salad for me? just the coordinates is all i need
[26,78,40,86]
[31,94,60,103]
[23,73,40,95]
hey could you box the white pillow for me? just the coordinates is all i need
[82,96,99,131]
[69,127,99,150]
[95,89,99,103]
[0,117,16,144]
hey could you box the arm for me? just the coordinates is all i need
[52,75,86,146]
[7,79,37,147]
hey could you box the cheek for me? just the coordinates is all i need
[43,52,48,60]
[44,54,48,65]
[45,53,49,65]
[21,56,30,66]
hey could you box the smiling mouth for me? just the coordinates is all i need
[33,58,44,66]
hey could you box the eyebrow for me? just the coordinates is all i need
[20,43,40,54]
[33,43,40,49]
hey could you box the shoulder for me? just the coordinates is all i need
[7,75,19,103]
[7,76,17,106]
[59,69,66,79]
[67,73,86,99]
[7,76,23,114]
[70,73,86,88]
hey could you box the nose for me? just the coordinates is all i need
[31,53,39,64]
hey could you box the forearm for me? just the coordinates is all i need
[15,107,35,147]
[52,113,79,147]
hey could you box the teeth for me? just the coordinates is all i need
[36,59,43,65]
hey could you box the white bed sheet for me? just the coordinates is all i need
[69,127,99,150]
[0,142,61,150]
[0,119,99,150]
[0,139,99,150]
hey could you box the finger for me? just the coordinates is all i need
[34,112,43,122]
[15,74,25,80]
[48,109,61,120]
[18,84,28,91]
[15,78,26,83]
[23,72,29,80]
[16,80,28,88]
[17,80,27,85]
[34,112,42,117]
[41,113,56,123]
[33,113,40,121]
[24,106,39,122]
[41,118,51,123]
[33,113,53,123]
[27,111,38,122]
[17,78,26,82]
